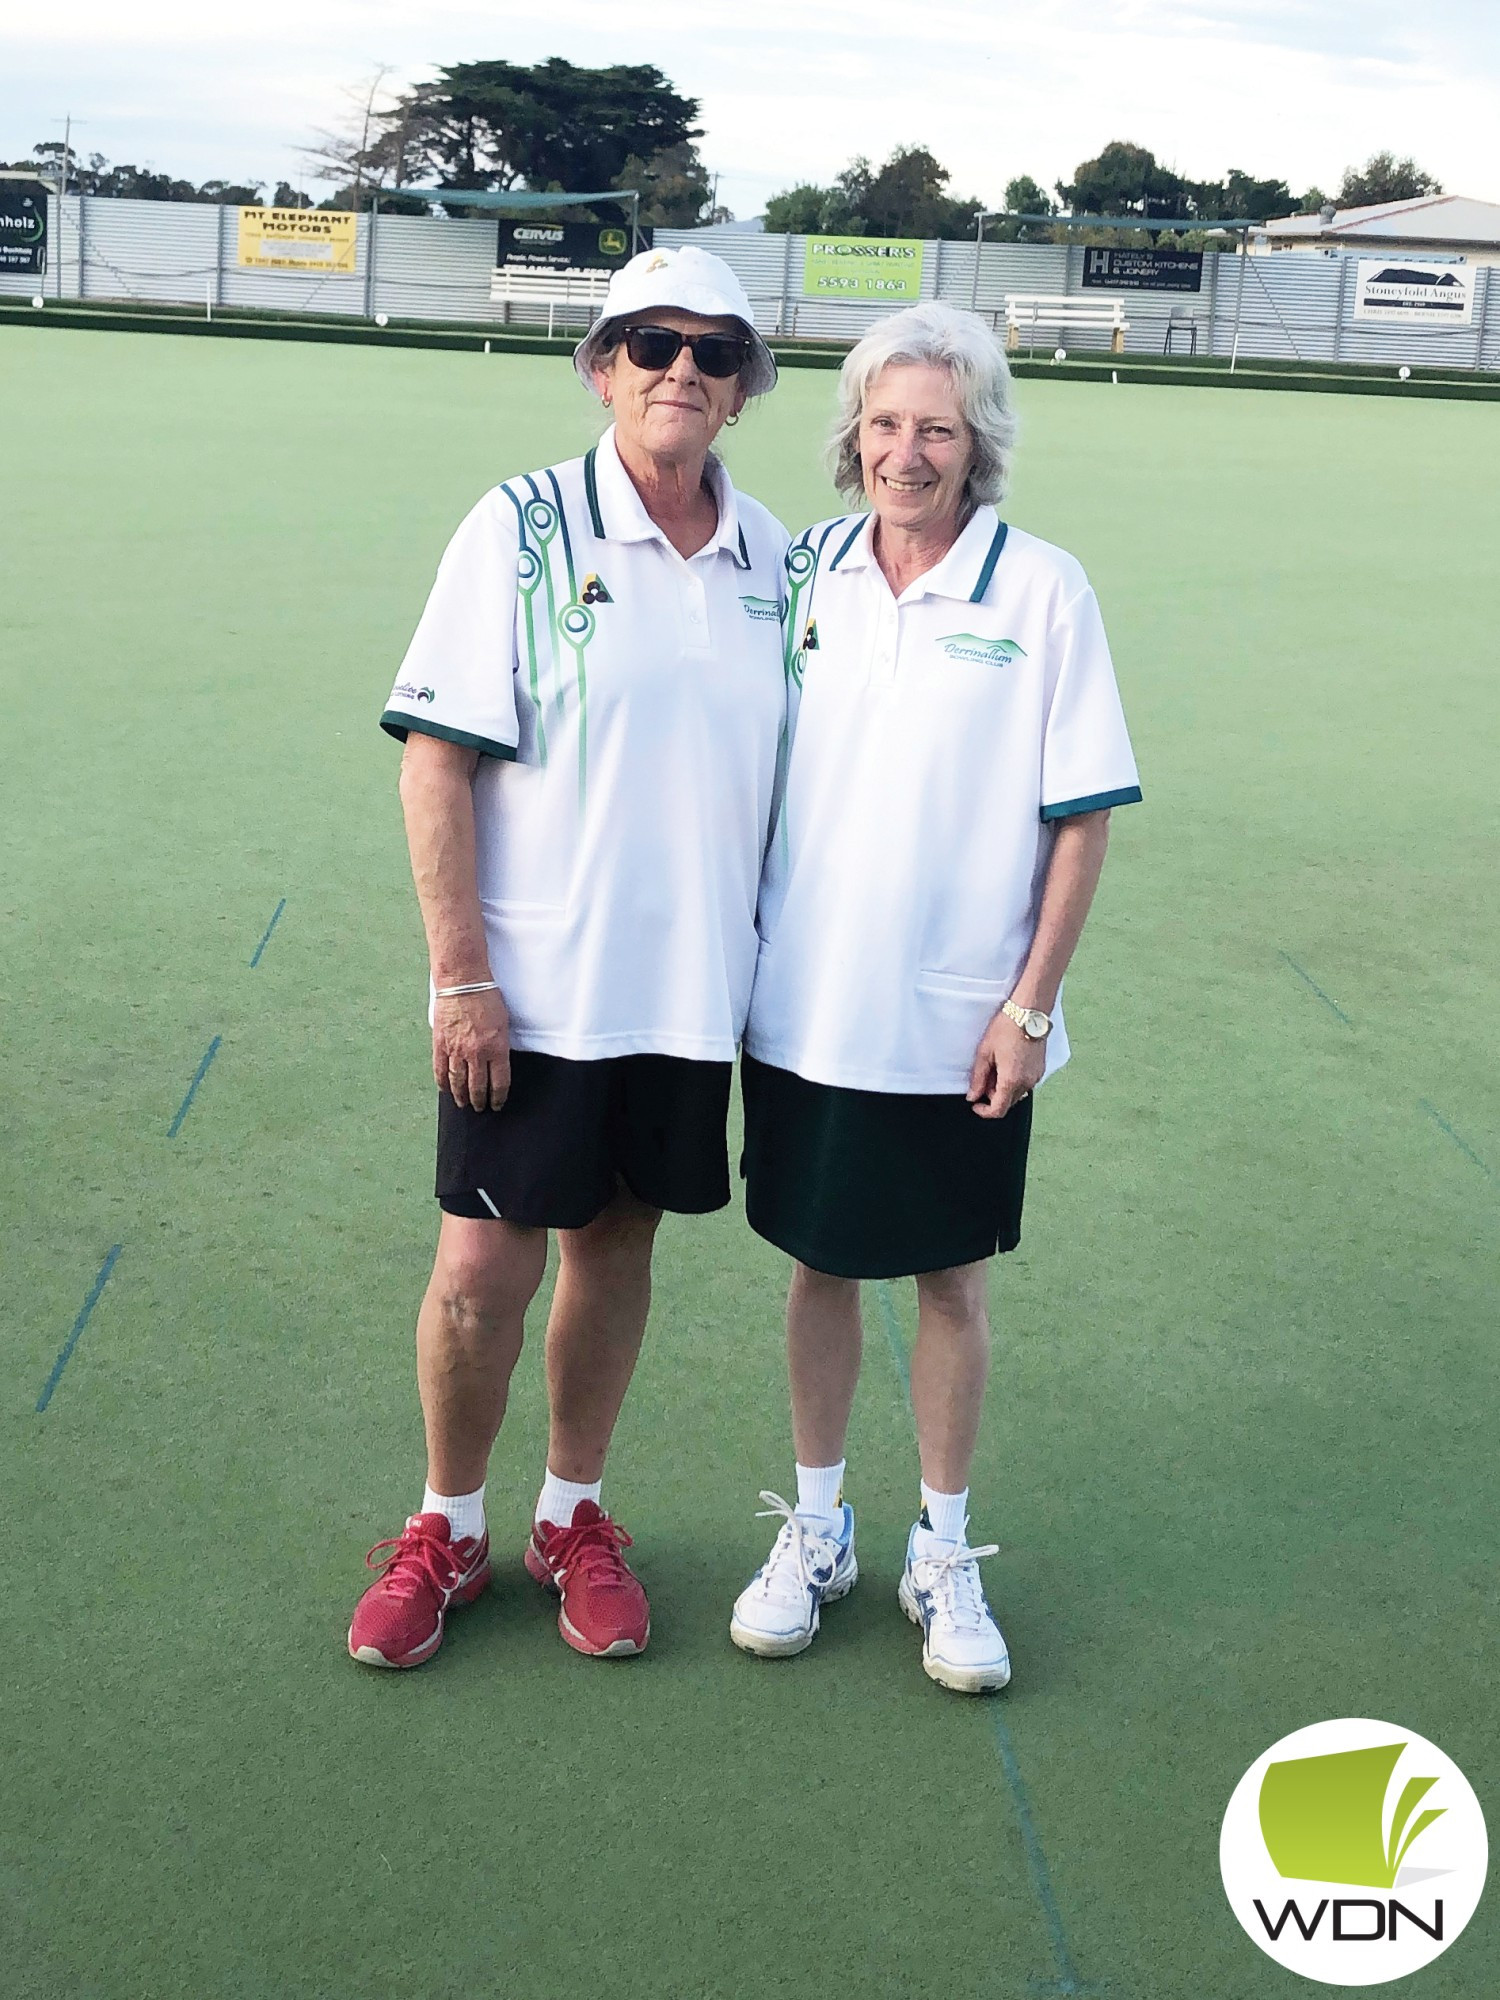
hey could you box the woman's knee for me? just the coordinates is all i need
[914,1260,990,1327]
[433,1216,547,1324]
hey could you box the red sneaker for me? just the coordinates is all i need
[524,1501,650,1657]
[347,1513,490,1668]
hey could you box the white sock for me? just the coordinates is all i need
[535,1469,602,1530]
[795,1459,846,1525]
[919,1480,968,1545]
[421,1482,486,1544]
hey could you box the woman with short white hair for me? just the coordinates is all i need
[730,300,1141,1693]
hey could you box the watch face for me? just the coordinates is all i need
[1023,1011,1049,1039]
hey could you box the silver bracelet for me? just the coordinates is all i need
[433,979,500,998]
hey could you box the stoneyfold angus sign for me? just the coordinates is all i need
[497,221,652,272]
[0,180,48,273]
[1081,246,1204,292]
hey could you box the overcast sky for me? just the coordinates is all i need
[4,1,1497,216]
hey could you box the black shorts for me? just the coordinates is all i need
[437,1051,732,1228]
[740,1052,1033,1279]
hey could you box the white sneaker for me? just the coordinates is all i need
[898,1520,1011,1694]
[730,1491,858,1658]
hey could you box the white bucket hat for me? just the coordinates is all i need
[573,244,778,397]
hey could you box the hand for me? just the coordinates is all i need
[966,1008,1046,1120]
[434,988,512,1111]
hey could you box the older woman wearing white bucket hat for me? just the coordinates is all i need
[349,246,787,1670]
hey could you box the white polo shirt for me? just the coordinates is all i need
[744,505,1141,1094]
[382,427,790,1060]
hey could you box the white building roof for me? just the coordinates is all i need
[1263,194,1500,247]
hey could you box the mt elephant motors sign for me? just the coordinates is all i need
[0,181,48,273]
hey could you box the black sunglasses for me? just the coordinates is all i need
[610,324,751,378]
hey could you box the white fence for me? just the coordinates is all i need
[5,194,1499,373]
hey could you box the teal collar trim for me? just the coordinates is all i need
[828,517,867,569]
[583,447,604,538]
[969,521,1008,602]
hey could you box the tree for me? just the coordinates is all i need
[301,66,409,206]
[13,142,262,202]
[613,142,728,227]
[1057,140,1189,219]
[764,146,981,239]
[1185,168,1293,221]
[391,59,701,195]
[1297,185,1329,216]
[992,175,1055,242]
[1338,151,1443,207]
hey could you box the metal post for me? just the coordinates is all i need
[57,113,71,299]
[76,190,86,301]
[215,201,225,308]
[1205,240,1219,356]
[1471,263,1490,372]
[778,229,794,337]
[1229,226,1248,370]
[970,212,986,310]
[629,191,641,254]
[364,196,378,319]
[1331,251,1352,364]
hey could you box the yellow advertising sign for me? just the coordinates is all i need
[237,207,358,273]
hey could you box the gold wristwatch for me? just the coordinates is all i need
[1001,998,1052,1040]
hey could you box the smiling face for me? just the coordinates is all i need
[592,308,749,468]
[857,361,974,539]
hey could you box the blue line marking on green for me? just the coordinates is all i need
[993,1713,1084,1995]
[168,1035,222,1137]
[37,1245,123,1412]
[1419,1100,1495,1183]
[874,1280,1092,2000]
[1278,951,1351,1025]
[249,897,286,967]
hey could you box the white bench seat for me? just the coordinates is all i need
[489,266,611,334]
[1003,293,1130,353]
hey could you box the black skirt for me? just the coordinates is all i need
[740,1053,1033,1280]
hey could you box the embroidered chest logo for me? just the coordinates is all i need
[580,572,613,605]
[739,594,779,623]
[802,618,819,651]
[937,632,1026,667]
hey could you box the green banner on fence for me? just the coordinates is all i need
[802,235,924,302]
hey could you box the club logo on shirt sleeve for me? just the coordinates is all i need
[937,633,1026,666]
[392,682,436,703]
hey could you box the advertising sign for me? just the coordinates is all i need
[0,180,48,273]
[1081,247,1203,292]
[1353,259,1473,326]
[803,235,924,302]
[237,207,358,273]
[497,221,650,271]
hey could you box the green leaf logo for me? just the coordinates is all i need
[1259,1743,1444,1888]
[938,632,1027,667]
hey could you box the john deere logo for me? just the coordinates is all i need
[598,227,627,258]
[1219,1718,1488,1986]
[739,594,779,623]
[938,632,1026,667]
[580,572,612,605]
